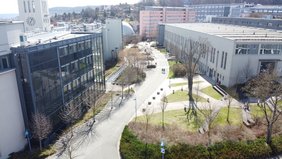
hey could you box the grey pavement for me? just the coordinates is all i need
[48,43,169,159]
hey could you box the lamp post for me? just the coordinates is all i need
[25,129,32,152]
[134,97,137,121]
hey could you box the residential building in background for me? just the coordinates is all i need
[0,21,26,159]
[159,23,282,86]
[18,0,51,32]
[139,6,196,39]
[12,32,105,130]
[212,17,282,30]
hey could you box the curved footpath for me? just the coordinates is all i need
[50,48,168,159]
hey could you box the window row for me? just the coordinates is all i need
[59,39,100,57]
[23,0,35,13]
[235,44,282,55]
[260,44,282,55]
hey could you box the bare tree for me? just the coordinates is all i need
[225,94,233,125]
[160,95,168,131]
[181,38,210,120]
[142,106,154,159]
[32,112,52,150]
[244,69,282,149]
[59,101,81,159]
[200,100,219,159]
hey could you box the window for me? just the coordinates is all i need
[224,52,227,69]
[235,44,259,55]
[59,46,68,57]
[260,44,282,55]
[27,1,31,13]
[32,0,35,12]
[24,1,27,13]
[69,44,77,54]
[220,51,224,68]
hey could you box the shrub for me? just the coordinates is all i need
[120,126,282,159]
[172,63,186,77]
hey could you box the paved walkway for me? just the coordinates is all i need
[136,75,242,116]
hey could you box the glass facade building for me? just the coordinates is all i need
[12,33,105,128]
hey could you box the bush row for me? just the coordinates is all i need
[120,126,282,159]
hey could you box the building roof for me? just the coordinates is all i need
[0,21,23,25]
[166,23,282,42]
[13,31,94,48]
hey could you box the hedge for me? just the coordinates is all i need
[120,126,282,159]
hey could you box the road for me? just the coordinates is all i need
[70,46,168,159]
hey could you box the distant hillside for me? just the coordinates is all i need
[49,6,97,16]
[0,14,18,20]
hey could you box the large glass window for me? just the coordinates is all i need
[235,44,259,55]
[59,46,68,57]
[69,43,77,54]
[260,44,282,55]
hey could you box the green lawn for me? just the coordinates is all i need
[105,65,120,78]
[170,81,202,87]
[168,60,176,78]
[166,91,206,103]
[159,48,167,54]
[136,107,243,132]
[213,107,242,126]
[136,109,205,132]
[201,86,223,100]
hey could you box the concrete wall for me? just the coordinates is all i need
[0,22,24,56]
[0,69,26,159]
[103,19,123,64]
[164,24,235,86]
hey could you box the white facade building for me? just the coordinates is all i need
[0,22,26,159]
[0,70,26,159]
[102,19,123,64]
[163,23,282,87]
[18,0,51,32]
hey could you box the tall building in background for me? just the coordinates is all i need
[140,6,196,39]
[188,3,244,22]
[18,0,51,32]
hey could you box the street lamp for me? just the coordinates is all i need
[134,97,137,121]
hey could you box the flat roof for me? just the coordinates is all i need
[13,31,93,47]
[165,23,282,42]
[0,21,23,25]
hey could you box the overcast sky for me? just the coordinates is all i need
[0,0,141,14]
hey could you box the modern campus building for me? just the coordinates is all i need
[11,31,105,129]
[103,19,123,65]
[212,17,282,30]
[187,3,244,22]
[158,23,282,87]
[0,21,26,159]
[139,6,196,39]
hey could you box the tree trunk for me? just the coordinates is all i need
[121,84,124,100]
[227,105,230,124]
[266,123,273,145]
[162,110,165,131]
[39,140,42,150]
[188,76,194,103]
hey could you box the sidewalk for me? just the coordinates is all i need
[136,75,242,116]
